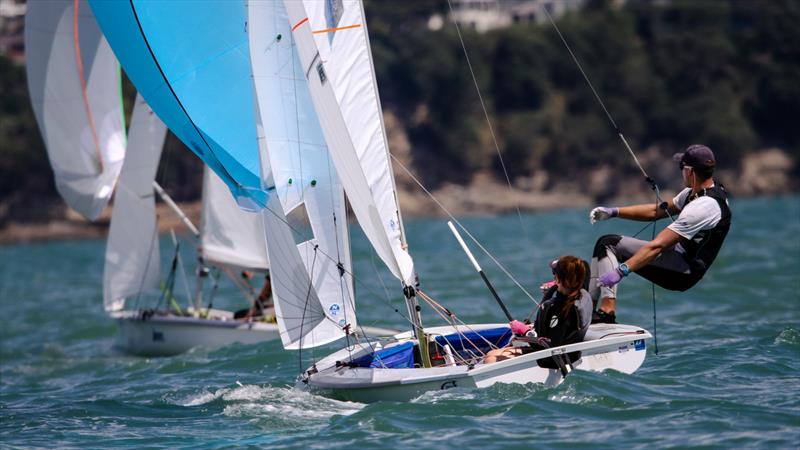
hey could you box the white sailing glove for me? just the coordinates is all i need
[589,206,619,224]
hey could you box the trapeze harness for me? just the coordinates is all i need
[679,185,732,280]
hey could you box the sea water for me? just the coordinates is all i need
[1,196,798,448]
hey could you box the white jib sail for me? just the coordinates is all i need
[103,95,166,312]
[201,166,269,271]
[284,0,414,286]
[25,0,126,221]
[249,0,355,349]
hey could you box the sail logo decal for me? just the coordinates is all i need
[634,339,646,351]
[329,303,341,317]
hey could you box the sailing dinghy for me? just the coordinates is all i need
[244,0,652,402]
[105,99,281,356]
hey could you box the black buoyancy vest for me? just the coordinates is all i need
[681,184,732,274]
[535,290,590,347]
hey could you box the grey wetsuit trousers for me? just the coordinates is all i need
[589,235,698,303]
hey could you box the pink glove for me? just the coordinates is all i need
[509,320,531,335]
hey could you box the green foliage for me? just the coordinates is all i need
[368,0,796,188]
[2,0,796,212]
[0,56,52,201]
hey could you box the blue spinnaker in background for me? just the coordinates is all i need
[88,0,268,209]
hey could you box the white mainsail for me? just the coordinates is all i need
[284,0,414,286]
[249,0,355,349]
[25,0,126,221]
[201,166,269,271]
[103,95,167,312]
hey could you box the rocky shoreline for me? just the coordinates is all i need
[0,149,795,245]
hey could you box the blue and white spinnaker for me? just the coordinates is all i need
[88,0,269,210]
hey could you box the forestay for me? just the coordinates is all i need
[103,95,166,312]
[284,0,414,286]
[201,166,269,271]
[88,0,270,210]
[249,0,355,349]
[25,0,126,221]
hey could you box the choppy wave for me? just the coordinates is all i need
[2,198,799,448]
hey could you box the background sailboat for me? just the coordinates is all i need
[104,96,281,357]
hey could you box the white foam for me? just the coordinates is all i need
[220,384,364,421]
[173,388,230,407]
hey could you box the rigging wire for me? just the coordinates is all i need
[541,7,674,223]
[391,154,539,306]
[650,221,659,355]
[542,7,663,347]
[445,0,533,250]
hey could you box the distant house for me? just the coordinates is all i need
[0,0,25,64]
[433,0,589,33]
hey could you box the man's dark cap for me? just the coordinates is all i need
[672,144,715,168]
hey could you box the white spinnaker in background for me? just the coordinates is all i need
[103,95,166,312]
[201,166,269,271]
[284,0,414,286]
[249,0,355,349]
[25,0,126,221]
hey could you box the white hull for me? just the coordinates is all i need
[112,310,280,357]
[302,323,651,402]
[112,310,399,357]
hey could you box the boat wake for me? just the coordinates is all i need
[220,384,365,431]
[173,383,364,428]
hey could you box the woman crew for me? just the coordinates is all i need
[485,256,593,365]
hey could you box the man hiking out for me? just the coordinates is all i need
[588,144,731,324]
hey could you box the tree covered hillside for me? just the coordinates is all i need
[1,0,797,224]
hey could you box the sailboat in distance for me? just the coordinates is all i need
[104,95,283,357]
[248,0,652,402]
[25,0,126,221]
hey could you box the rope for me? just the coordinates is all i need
[445,0,533,252]
[418,290,502,354]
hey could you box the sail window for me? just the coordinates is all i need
[286,203,313,246]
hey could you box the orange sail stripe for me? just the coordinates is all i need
[73,0,103,172]
[312,23,361,35]
[291,17,308,32]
